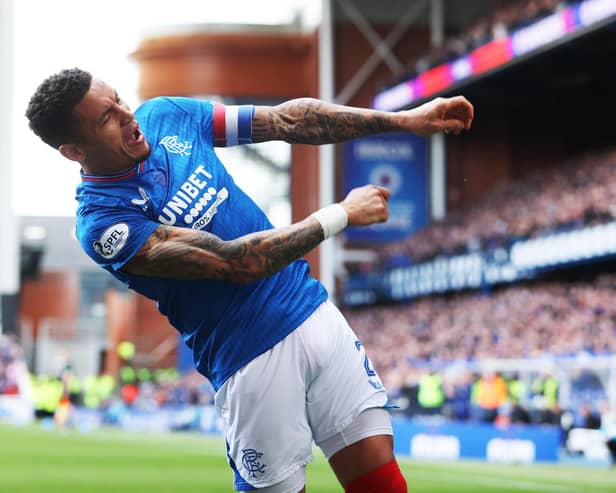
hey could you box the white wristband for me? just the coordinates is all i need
[311,204,348,239]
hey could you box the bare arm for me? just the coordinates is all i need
[251,96,474,144]
[123,185,390,282]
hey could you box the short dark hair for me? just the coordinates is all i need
[25,68,93,149]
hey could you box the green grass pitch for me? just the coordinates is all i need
[0,424,614,493]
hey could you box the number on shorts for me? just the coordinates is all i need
[354,340,376,377]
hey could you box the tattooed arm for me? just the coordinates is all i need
[122,218,324,282]
[251,96,474,144]
[123,184,390,282]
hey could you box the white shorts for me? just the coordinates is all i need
[214,300,391,491]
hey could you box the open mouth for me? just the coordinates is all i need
[127,127,145,147]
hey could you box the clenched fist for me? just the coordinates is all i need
[340,185,391,226]
[398,95,474,137]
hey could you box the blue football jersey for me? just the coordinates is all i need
[76,97,327,390]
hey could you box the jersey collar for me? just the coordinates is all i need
[81,162,145,183]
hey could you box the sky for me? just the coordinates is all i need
[10,0,321,218]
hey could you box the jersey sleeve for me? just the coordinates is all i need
[144,97,255,148]
[77,207,160,272]
[211,102,255,147]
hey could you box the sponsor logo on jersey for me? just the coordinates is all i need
[158,164,228,229]
[159,135,192,156]
[241,448,266,478]
[92,223,129,259]
[190,187,228,230]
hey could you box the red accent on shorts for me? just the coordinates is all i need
[345,460,407,493]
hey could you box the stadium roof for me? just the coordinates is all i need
[369,0,616,110]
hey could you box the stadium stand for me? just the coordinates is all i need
[344,275,616,388]
[379,148,616,263]
[342,145,616,437]
[382,0,578,92]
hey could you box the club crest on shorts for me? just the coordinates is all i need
[92,223,129,259]
[241,448,266,478]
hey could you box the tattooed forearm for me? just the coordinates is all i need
[241,220,324,280]
[123,220,325,282]
[252,98,401,144]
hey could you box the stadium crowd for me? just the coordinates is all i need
[385,0,577,88]
[0,335,27,396]
[343,275,616,395]
[381,148,616,262]
[29,365,215,421]
[3,312,614,454]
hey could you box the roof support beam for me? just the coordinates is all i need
[430,0,446,220]
[319,0,337,297]
[334,0,429,105]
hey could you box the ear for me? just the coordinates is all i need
[59,143,86,163]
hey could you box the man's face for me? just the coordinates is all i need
[71,79,150,173]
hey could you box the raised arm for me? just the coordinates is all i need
[251,96,474,144]
[123,185,390,282]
